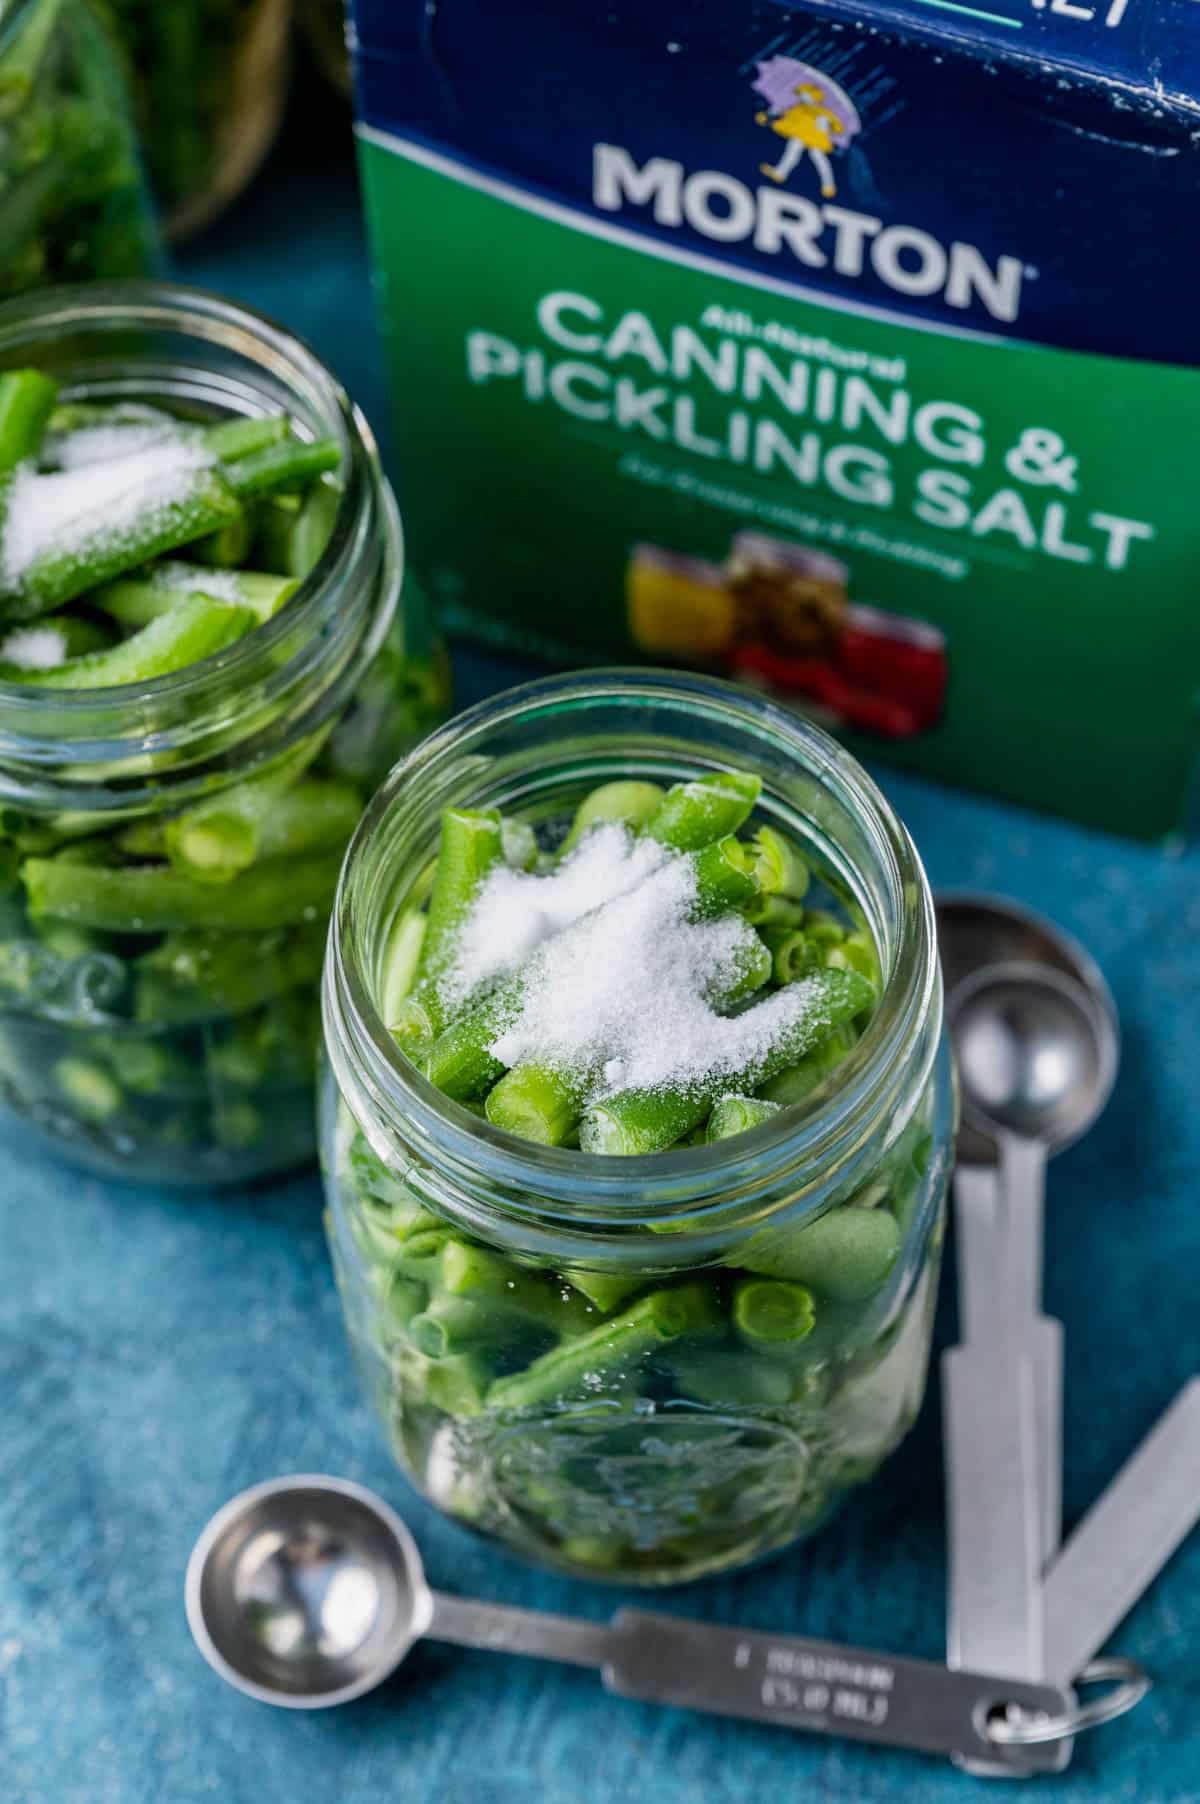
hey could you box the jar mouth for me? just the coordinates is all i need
[0,283,398,789]
[328,669,941,1238]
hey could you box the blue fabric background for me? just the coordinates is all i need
[1,63,1197,1804]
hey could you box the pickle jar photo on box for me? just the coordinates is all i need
[321,671,952,1585]
[0,281,448,1185]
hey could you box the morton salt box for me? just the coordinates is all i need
[351,0,1200,839]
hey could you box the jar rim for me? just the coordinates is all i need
[327,668,941,1239]
[0,282,398,779]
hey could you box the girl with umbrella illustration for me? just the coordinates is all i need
[752,57,861,199]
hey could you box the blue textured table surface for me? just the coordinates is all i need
[2,71,1198,1804]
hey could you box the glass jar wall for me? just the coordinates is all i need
[322,672,952,1585]
[0,282,447,1184]
[100,0,291,241]
[0,0,158,294]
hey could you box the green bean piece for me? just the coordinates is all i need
[688,834,761,916]
[253,492,302,574]
[558,779,665,856]
[53,1055,122,1122]
[0,614,113,668]
[758,1025,858,1106]
[396,808,505,1044]
[188,510,255,569]
[484,1060,584,1146]
[91,563,299,630]
[823,930,881,985]
[379,908,427,1025]
[164,778,360,883]
[133,922,326,1023]
[488,1283,720,1412]
[744,893,806,929]
[669,1348,794,1407]
[803,908,847,947]
[644,771,761,850]
[438,1239,594,1338]
[0,369,56,475]
[222,436,341,501]
[0,596,254,688]
[759,924,820,986]
[1,471,244,619]
[564,1269,646,1313]
[408,1297,513,1359]
[706,1093,783,1142]
[202,414,291,462]
[742,1204,902,1301]
[115,820,166,859]
[288,477,341,577]
[416,807,504,985]
[732,1278,815,1349]
[419,1352,491,1418]
[580,967,874,1155]
[24,853,341,934]
[746,826,810,900]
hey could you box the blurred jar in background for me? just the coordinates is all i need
[0,0,159,295]
[100,0,292,241]
[300,0,349,96]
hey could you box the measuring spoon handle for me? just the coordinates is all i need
[428,1591,613,1669]
[605,1611,1073,1772]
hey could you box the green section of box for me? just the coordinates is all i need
[359,135,1200,839]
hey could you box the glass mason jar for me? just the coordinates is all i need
[322,672,952,1586]
[100,0,291,241]
[0,0,159,296]
[0,282,448,1185]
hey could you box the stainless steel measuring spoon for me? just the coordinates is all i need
[185,1474,1122,1772]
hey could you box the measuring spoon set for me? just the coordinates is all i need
[187,893,1200,1777]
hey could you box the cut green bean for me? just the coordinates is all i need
[580,967,874,1155]
[0,368,56,475]
[758,1026,858,1106]
[746,826,810,900]
[759,924,819,986]
[488,1284,719,1411]
[732,1278,815,1348]
[559,779,665,856]
[0,595,254,687]
[54,1055,121,1121]
[288,476,340,577]
[133,922,326,1023]
[164,777,360,882]
[1,468,243,619]
[202,414,290,462]
[706,1093,783,1142]
[222,436,341,501]
[379,908,427,1024]
[23,852,341,933]
[742,1203,901,1301]
[415,808,503,986]
[91,562,299,631]
[644,770,761,850]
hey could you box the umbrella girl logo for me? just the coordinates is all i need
[753,57,862,200]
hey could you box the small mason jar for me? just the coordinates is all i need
[0,0,159,295]
[322,671,952,1586]
[0,282,447,1185]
